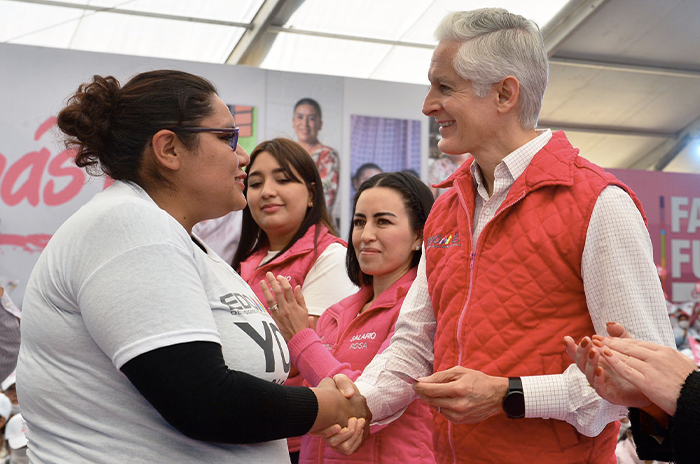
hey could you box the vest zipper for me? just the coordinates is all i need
[449,186,527,463]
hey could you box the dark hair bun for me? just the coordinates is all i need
[56,70,217,185]
[57,75,121,172]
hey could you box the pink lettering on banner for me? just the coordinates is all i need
[0,117,86,207]
[45,149,85,205]
[0,233,52,253]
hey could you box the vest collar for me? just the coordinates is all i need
[434,131,578,194]
[326,267,417,324]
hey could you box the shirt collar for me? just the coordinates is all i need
[470,128,553,190]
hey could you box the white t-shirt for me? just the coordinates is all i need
[261,243,357,317]
[17,181,291,464]
[192,210,243,263]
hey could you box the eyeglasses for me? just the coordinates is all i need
[167,126,239,150]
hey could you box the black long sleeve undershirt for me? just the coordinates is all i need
[630,370,700,464]
[120,341,318,444]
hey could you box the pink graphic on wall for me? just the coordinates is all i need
[608,168,700,303]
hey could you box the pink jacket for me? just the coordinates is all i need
[239,224,345,306]
[288,268,435,464]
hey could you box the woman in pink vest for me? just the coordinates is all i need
[232,138,357,463]
[232,137,356,324]
[262,172,437,463]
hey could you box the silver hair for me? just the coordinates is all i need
[435,8,548,129]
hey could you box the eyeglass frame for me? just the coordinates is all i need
[165,126,240,150]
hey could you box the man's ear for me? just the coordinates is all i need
[150,129,182,172]
[495,76,520,115]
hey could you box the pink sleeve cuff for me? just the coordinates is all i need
[288,329,341,387]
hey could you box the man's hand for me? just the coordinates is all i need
[413,366,508,424]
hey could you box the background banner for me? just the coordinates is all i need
[0,43,429,305]
[608,168,700,303]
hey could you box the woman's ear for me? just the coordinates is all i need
[412,232,423,251]
[150,129,182,172]
[308,182,315,208]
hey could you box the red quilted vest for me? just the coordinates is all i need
[239,223,346,453]
[424,131,645,463]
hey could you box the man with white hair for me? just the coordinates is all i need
[324,8,673,463]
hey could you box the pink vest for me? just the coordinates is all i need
[239,224,346,306]
[239,223,346,453]
[425,131,645,463]
[298,269,435,464]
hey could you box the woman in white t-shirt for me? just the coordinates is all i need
[16,70,369,464]
[231,138,357,463]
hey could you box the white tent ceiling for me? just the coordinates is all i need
[2,0,699,173]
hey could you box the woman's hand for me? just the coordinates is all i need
[310,374,371,455]
[564,323,652,409]
[596,336,698,416]
[260,272,314,341]
[310,376,371,436]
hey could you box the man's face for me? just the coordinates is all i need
[293,104,322,145]
[422,41,497,156]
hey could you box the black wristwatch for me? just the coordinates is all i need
[502,377,525,419]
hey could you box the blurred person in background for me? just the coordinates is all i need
[0,374,18,418]
[352,163,383,193]
[4,414,27,464]
[0,286,21,383]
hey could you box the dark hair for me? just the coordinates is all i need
[293,97,322,120]
[232,138,336,270]
[56,70,217,187]
[346,171,434,287]
[353,163,383,181]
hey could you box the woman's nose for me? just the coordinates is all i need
[236,145,250,169]
[361,225,376,242]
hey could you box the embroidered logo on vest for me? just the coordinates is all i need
[426,232,461,249]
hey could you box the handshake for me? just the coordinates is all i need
[310,374,371,455]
